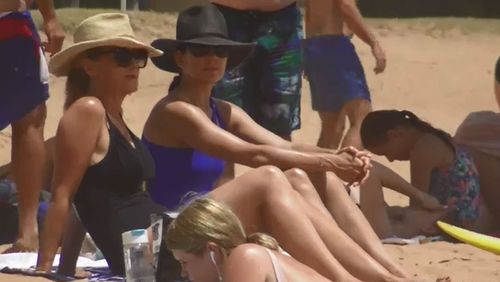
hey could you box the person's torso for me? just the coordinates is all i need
[72,117,158,273]
[305,0,344,37]
[211,0,295,12]
[429,146,481,225]
[144,98,226,210]
[74,117,155,216]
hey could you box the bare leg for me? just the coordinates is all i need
[284,168,332,219]
[340,99,371,149]
[358,171,395,239]
[310,171,410,279]
[211,166,403,282]
[210,166,357,281]
[317,111,345,149]
[4,104,47,252]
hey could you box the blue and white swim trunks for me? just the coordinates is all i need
[0,11,49,130]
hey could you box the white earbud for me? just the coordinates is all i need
[209,251,223,281]
[209,251,217,264]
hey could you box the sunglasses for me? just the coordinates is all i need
[87,47,149,68]
[183,44,229,58]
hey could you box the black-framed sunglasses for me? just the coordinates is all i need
[87,47,149,68]
[183,43,229,58]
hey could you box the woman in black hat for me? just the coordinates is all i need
[143,4,409,282]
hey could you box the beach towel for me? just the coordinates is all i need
[0,253,110,281]
[381,235,444,245]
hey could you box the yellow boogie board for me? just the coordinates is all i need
[437,221,500,255]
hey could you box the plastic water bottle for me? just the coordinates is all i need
[122,229,156,282]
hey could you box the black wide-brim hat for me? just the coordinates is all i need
[151,4,256,73]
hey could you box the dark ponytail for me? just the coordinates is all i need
[361,110,455,152]
[401,110,455,152]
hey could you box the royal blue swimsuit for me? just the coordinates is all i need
[143,98,226,210]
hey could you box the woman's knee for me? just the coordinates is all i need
[251,165,289,191]
[284,168,309,183]
[249,166,298,203]
[285,168,315,193]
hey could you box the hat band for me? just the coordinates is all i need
[181,32,228,41]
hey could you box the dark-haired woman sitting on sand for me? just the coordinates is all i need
[359,109,499,239]
[166,197,332,282]
[143,4,409,282]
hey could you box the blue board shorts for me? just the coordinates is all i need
[212,3,303,136]
[0,11,49,130]
[304,35,370,112]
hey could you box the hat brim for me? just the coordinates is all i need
[49,36,164,77]
[150,36,256,73]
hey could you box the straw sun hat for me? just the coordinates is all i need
[49,13,163,77]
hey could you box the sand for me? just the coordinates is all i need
[0,14,499,282]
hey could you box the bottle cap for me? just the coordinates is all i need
[122,229,149,245]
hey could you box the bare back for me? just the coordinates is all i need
[276,252,332,282]
[305,0,344,37]
[0,0,29,12]
[225,244,331,282]
[211,0,295,12]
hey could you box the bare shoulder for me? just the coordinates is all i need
[413,133,445,154]
[228,244,270,263]
[158,100,205,120]
[62,97,105,124]
[411,133,453,164]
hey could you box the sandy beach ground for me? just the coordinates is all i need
[0,10,499,281]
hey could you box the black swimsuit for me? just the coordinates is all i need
[73,116,165,275]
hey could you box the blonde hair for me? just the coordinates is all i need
[166,197,279,254]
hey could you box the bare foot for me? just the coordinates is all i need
[2,236,38,253]
[388,266,412,281]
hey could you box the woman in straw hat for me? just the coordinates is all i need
[143,4,408,282]
[34,13,169,275]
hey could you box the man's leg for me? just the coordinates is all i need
[317,111,346,149]
[341,98,372,149]
[6,103,47,252]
